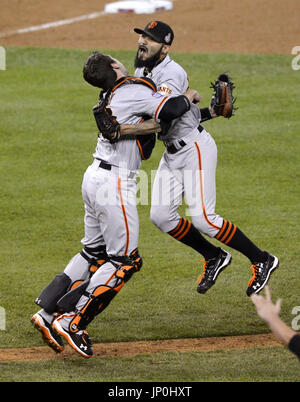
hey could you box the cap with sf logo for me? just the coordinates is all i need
[134,21,174,45]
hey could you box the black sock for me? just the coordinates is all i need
[215,220,268,263]
[168,219,220,260]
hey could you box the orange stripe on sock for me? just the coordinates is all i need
[168,218,184,236]
[225,224,237,244]
[173,219,188,239]
[176,220,192,241]
[216,220,237,245]
[215,220,228,240]
[220,221,232,243]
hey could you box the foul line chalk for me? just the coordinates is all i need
[0,11,106,39]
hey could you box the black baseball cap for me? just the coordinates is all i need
[134,21,174,45]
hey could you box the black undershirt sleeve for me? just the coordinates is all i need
[288,334,300,360]
[159,96,213,124]
[158,95,190,122]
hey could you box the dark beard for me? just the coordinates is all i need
[134,45,164,71]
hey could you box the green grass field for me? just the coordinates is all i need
[0,47,299,383]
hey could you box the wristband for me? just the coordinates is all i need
[200,107,213,122]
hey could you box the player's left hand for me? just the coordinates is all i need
[210,73,237,118]
[93,102,121,143]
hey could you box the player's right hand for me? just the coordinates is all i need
[184,88,202,105]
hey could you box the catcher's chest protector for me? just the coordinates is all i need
[101,77,158,160]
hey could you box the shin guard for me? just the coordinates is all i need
[57,279,90,313]
[35,273,72,314]
[56,250,108,314]
[69,281,124,332]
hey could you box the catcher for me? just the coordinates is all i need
[103,20,279,298]
[31,51,201,357]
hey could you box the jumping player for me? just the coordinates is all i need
[31,52,200,357]
[132,21,279,297]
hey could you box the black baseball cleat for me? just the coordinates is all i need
[197,249,232,294]
[246,253,279,296]
[52,316,93,358]
[30,313,64,353]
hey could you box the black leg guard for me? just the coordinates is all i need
[69,282,124,332]
[35,273,71,314]
[56,279,90,313]
[35,247,107,314]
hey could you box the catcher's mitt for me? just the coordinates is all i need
[93,100,121,143]
[210,73,237,118]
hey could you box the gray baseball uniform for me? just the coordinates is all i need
[131,21,279,298]
[34,77,171,329]
[52,76,189,334]
[58,79,168,290]
[135,55,225,239]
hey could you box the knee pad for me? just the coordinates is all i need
[81,245,108,274]
[111,248,143,282]
[35,273,71,314]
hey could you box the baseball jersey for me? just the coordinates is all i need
[93,78,169,171]
[134,55,201,143]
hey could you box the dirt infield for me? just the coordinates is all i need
[0,0,296,362]
[0,333,282,362]
[1,0,299,54]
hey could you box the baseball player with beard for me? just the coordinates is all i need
[131,21,279,297]
[31,51,200,358]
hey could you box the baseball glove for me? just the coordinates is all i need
[210,73,237,118]
[93,100,121,143]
